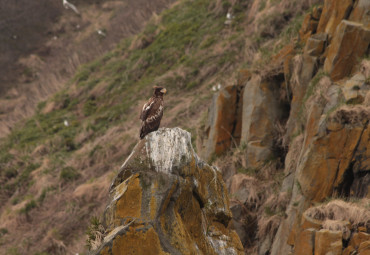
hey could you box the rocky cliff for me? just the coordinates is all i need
[200,0,370,254]
[91,128,244,255]
[0,0,369,254]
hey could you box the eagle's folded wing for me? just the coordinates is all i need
[146,104,163,124]
[140,98,154,121]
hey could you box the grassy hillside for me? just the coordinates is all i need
[0,0,315,253]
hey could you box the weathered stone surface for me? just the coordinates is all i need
[229,174,259,205]
[304,33,328,57]
[317,0,354,37]
[285,55,318,140]
[294,228,315,255]
[343,246,355,255]
[349,0,370,28]
[358,241,370,254]
[201,85,243,160]
[324,20,370,81]
[301,211,322,231]
[341,74,368,104]
[299,6,322,44]
[230,203,248,247]
[350,232,370,249]
[314,229,342,255]
[94,128,244,255]
[240,75,284,169]
[297,106,369,202]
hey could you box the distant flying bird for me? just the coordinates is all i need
[64,120,69,127]
[63,0,80,15]
[139,86,167,139]
[96,29,106,37]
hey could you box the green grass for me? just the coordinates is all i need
[60,167,80,182]
[19,199,37,214]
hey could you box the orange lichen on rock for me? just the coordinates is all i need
[115,175,142,219]
[314,229,342,255]
[294,228,315,255]
[111,227,169,255]
[202,84,244,159]
[324,20,370,81]
[316,0,353,37]
[93,128,243,255]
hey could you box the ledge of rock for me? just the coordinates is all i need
[93,127,244,255]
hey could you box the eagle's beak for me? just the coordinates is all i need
[160,88,167,94]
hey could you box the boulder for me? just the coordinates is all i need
[240,75,284,169]
[93,128,244,255]
[201,85,243,160]
[324,20,370,81]
[294,228,315,255]
[314,229,342,255]
[349,0,370,28]
[316,0,354,37]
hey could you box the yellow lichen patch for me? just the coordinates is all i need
[115,174,142,219]
[99,246,111,255]
[111,227,169,255]
[165,188,202,254]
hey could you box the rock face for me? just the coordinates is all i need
[197,1,370,254]
[324,20,370,81]
[93,128,244,255]
[201,85,243,160]
[240,75,284,169]
[316,0,353,36]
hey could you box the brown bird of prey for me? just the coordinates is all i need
[140,86,167,139]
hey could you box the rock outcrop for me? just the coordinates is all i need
[199,0,370,254]
[201,85,244,160]
[323,20,370,81]
[92,128,244,255]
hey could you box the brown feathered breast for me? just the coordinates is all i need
[139,90,165,139]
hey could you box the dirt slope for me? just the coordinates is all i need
[0,0,174,137]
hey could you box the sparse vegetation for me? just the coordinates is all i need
[19,199,37,215]
[60,167,80,182]
[86,216,105,251]
[0,0,344,254]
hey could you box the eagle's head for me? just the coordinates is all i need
[153,86,167,97]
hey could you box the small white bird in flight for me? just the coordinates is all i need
[97,29,106,37]
[63,0,80,15]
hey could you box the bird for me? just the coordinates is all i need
[139,86,167,139]
[63,0,80,15]
[96,29,106,37]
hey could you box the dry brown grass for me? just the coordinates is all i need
[305,199,370,230]
[328,105,370,126]
[322,220,351,240]
[229,174,262,208]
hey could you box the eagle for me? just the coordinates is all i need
[140,86,167,139]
